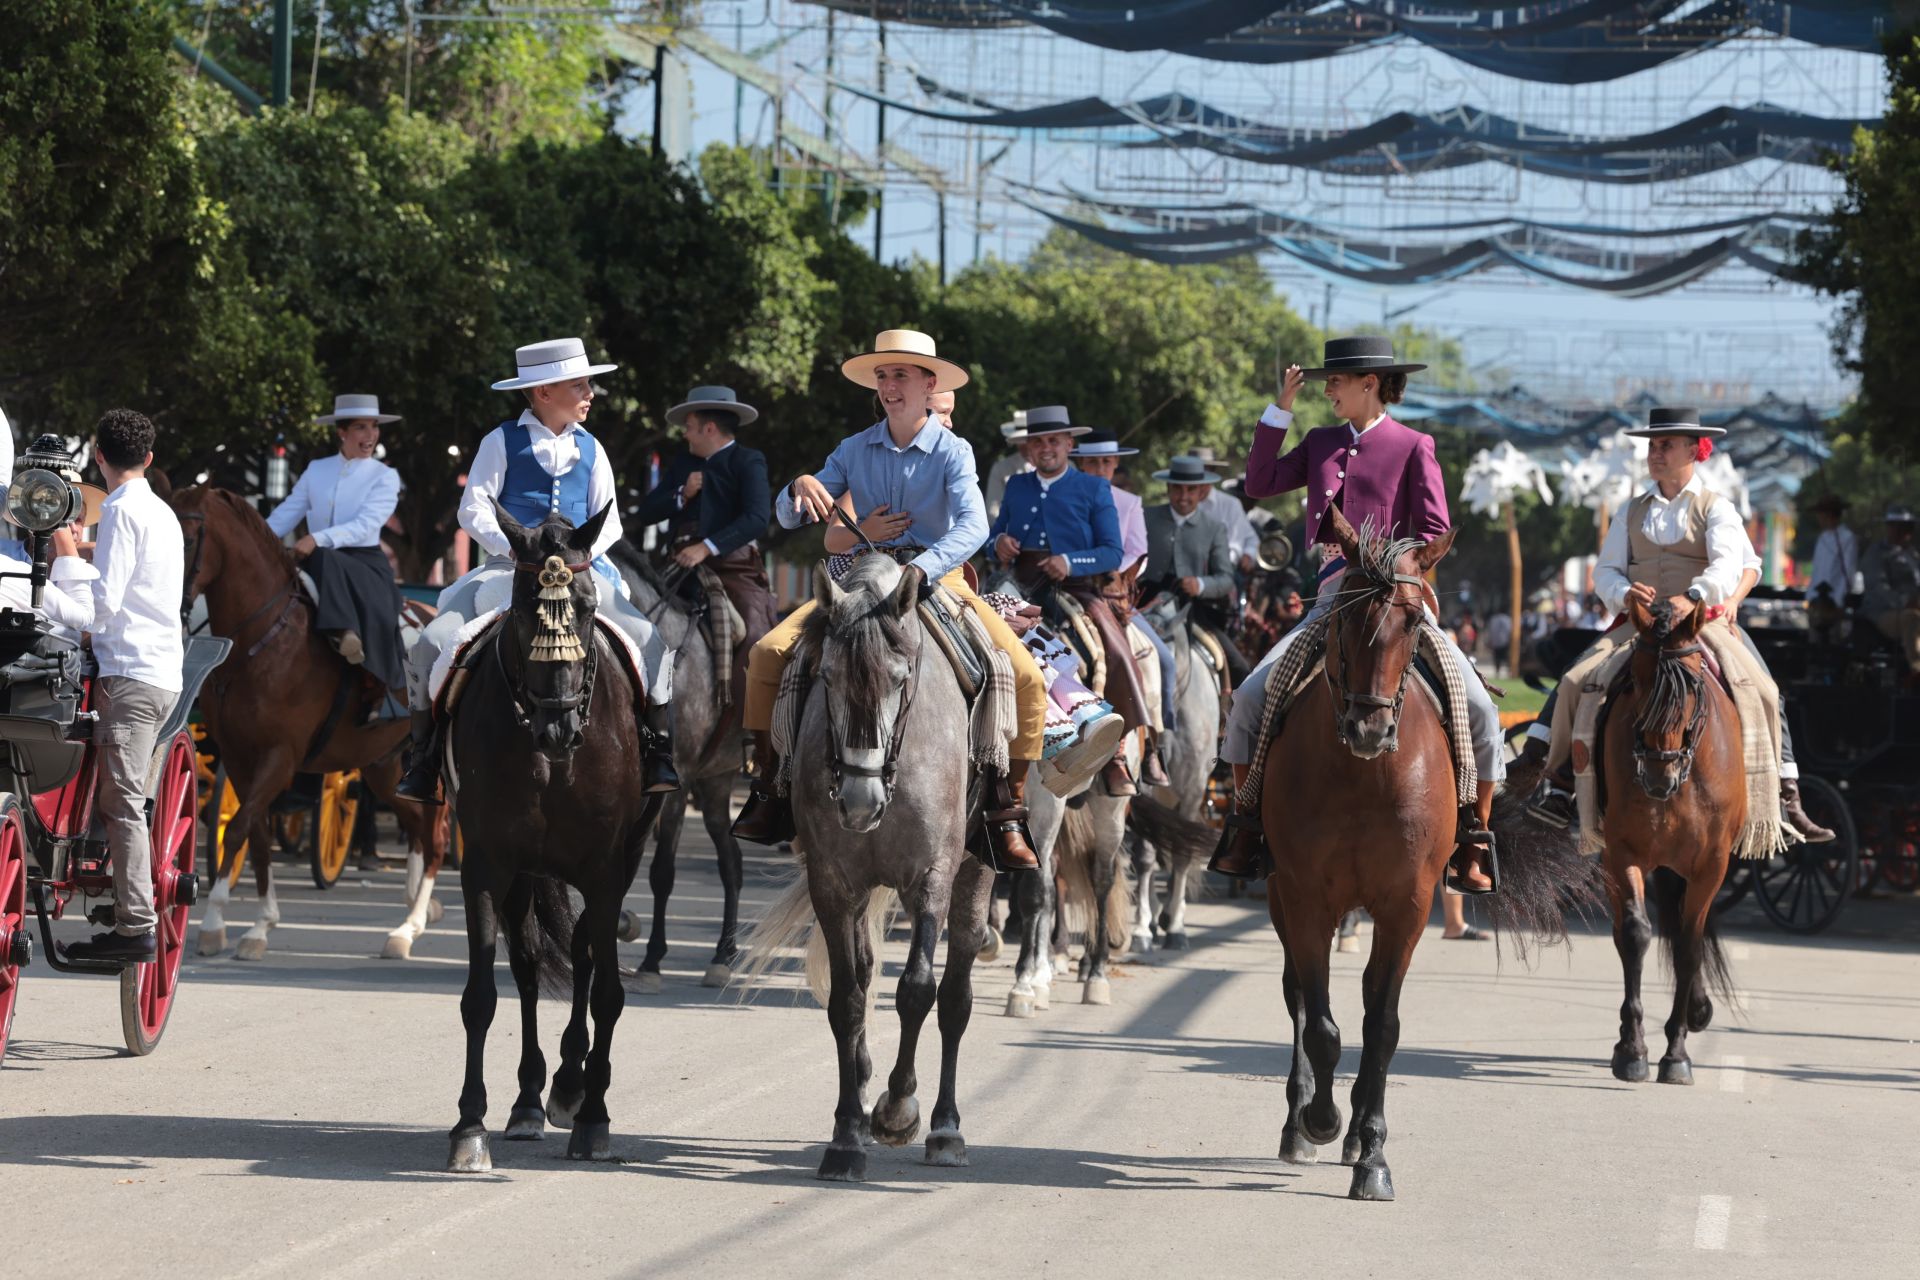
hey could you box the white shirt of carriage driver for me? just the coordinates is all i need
[0,539,97,637]
[1592,471,1761,616]
[87,477,186,693]
[459,408,622,562]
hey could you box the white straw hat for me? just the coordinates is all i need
[491,337,618,392]
[840,329,970,391]
[314,393,400,425]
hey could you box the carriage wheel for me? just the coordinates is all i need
[121,732,197,1056]
[0,795,29,1067]
[1752,775,1859,935]
[311,771,360,890]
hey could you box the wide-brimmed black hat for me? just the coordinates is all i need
[1624,406,1726,439]
[1007,404,1090,440]
[1152,455,1224,485]
[1071,428,1138,458]
[1300,335,1427,380]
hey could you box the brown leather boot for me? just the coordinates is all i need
[730,733,794,846]
[1447,779,1497,895]
[1780,779,1836,844]
[1139,733,1171,788]
[984,759,1040,870]
[1102,750,1139,797]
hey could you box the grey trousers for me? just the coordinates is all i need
[406,557,674,711]
[1222,567,1505,783]
[95,677,178,935]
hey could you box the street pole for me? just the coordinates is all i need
[1505,500,1523,679]
[937,192,948,285]
[874,24,886,260]
[270,0,292,107]
[651,40,665,160]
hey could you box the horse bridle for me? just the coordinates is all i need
[821,628,922,803]
[176,507,304,656]
[498,554,600,737]
[1629,633,1709,795]
[1326,568,1429,754]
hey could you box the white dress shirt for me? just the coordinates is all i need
[265,453,401,548]
[87,477,185,692]
[1807,525,1860,603]
[1594,473,1760,615]
[1201,488,1259,562]
[460,409,621,560]
[0,539,97,636]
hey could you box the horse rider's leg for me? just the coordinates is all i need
[1607,861,1653,1082]
[448,873,502,1172]
[567,889,626,1160]
[596,582,680,793]
[1275,898,1343,1160]
[816,897,874,1181]
[697,772,747,979]
[872,902,945,1147]
[495,876,550,1141]
[545,923,594,1129]
[1447,634,1506,894]
[399,575,489,803]
[1212,633,1295,877]
[1344,901,1423,1200]
[945,570,1046,869]
[1731,625,1835,843]
[732,600,818,844]
[929,855,994,1166]
[1132,619,1173,788]
[1658,871,1721,1087]
[633,789,688,993]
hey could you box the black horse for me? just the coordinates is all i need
[443,503,666,1171]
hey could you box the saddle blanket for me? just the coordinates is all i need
[427,606,648,715]
[1567,622,1784,860]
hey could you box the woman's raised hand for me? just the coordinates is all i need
[1277,362,1305,412]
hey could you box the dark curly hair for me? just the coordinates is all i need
[95,408,157,470]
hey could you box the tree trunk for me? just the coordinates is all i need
[1505,500,1523,679]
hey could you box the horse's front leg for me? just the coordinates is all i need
[368,770,445,959]
[448,877,500,1172]
[1129,829,1158,952]
[1078,808,1123,1004]
[1658,871,1719,1087]
[816,902,872,1181]
[545,922,593,1129]
[566,891,625,1161]
[698,772,746,984]
[1160,853,1193,950]
[1343,907,1420,1200]
[871,903,944,1148]
[929,857,993,1167]
[1608,862,1652,1082]
[1006,865,1047,1018]
[1275,904,1341,1162]
[634,790,688,994]
[498,877,549,1141]
[234,805,282,962]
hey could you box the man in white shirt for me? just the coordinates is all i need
[983,416,1032,520]
[399,338,677,802]
[266,393,407,692]
[1805,494,1859,622]
[65,410,186,963]
[0,521,96,635]
[1190,448,1261,572]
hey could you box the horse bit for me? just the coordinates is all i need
[1327,570,1429,754]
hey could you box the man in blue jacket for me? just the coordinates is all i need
[992,405,1153,794]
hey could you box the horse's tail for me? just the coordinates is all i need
[1482,785,1609,959]
[1649,867,1737,1014]
[1056,801,1133,950]
[1129,793,1217,879]
[732,850,896,1012]
[509,877,577,998]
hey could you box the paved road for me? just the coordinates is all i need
[4,818,1916,1279]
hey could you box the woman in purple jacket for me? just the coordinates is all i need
[1211,337,1504,892]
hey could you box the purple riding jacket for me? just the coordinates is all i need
[1243,410,1450,549]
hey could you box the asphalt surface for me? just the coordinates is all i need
[4,813,1917,1279]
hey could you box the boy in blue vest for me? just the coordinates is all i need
[398,338,678,801]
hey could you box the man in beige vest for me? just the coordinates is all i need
[1520,407,1833,842]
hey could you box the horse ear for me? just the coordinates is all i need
[1327,503,1360,561]
[1414,527,1457,572]
[891,565,920,617]
[812,561,847,613]
[1628,595,1655,633]
[1678,598,1707,639]
[572,501,613,555]
[494,501,535,561]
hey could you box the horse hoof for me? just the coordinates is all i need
[1336,934,1361,954]
[869,1092,922,1147]
[616,910,642,944]
[546,1088,583,1130]
[701,962,732,988]
[1130,930,1154,955]
[1349,1163,1396,1201]
[425,898,445,925]
[197,928,226,957]
[1159,930,1189,952]
[1005,991,1035,1019]
[925,1130,968,1167]
[1082,977,1111,1006]
[566,1121,613,1161]
[631,969,663,995]
[448,1133,492,1173]
[503,1106,545,1141]
[234,935,269,962]
[380,933,413,961]
[1301,1105,1344,1147]
[1657,1057,1694,1086]
[977,927,1002,964]
[1277,1127,1318,1165]
[1032,983,1051,1011]
[1611,1051,1649,1083]
[816,1145,868,1182]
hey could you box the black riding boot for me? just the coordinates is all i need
[641,702,681,794]
[731,733,794,846]
[395,709,445,805]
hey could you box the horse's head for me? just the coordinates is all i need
[1323,505,1454,759]
[1625,594,1709,800]
[169,486,293,622]
[497,500,610,761]
[805,556,921,833]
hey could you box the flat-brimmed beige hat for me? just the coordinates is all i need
[314,393,401,425]
[840,328,970,391]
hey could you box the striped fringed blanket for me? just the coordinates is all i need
[696,564,745,708]
[1232,617,1478,812]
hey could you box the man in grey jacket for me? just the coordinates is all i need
[1140,455,1247,685]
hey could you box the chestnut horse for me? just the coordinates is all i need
[170,487,443,960]
[1261,509,1598,1201]
[1597,597,1739,1086]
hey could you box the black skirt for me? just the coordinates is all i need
[306,544,406,692]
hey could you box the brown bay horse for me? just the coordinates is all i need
[1261,508,1599,1200]
[171,487,443,960]
[1597,597,1739,1086]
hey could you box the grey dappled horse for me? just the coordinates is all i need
[738,557,995,1180]
[1129,602,1226,951]
[611,543,748,989]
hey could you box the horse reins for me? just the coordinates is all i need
[176,507,306,656]
[1326,569,1428,753]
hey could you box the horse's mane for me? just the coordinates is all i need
[1633,599,1705,736]
[1349,518,1425,591]
[802,556,912,749]
[185,486,298,578]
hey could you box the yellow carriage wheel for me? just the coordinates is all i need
[197,762,247,889]
[311,770,360,890]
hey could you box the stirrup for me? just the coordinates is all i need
[1445,828,1499,896]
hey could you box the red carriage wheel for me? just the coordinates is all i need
[0,795,30,1067]
[121,732,198,1055]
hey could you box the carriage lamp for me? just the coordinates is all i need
[5,467,81,534]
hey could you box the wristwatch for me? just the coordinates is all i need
[1685,586,1706,604]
